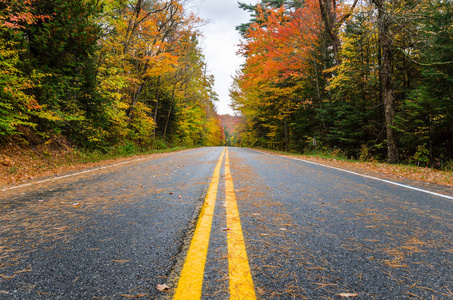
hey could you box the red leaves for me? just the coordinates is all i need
[239,0,322,86]
[0,0,51,30]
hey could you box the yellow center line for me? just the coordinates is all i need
[225,148,256,300]
[173,148,226,300]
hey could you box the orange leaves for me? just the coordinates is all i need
[0,0,51,30]
[0,0,50,30]
[240,0,321,86]
[143,52,178,78]
[235,0,321,96]
[232,0,325,146]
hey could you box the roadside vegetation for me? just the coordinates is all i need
[0,0,222,160]
[268,148,453,187]
[0,0,226,186]
[0,137,192,187]
[2,0,452,188]
[231,0,453,169]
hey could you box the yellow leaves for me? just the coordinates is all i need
[34,108,62,122]
[129,101,155,140]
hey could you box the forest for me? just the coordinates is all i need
[231,0,453,167]
[0,0,222,152]
[2,0,453,169]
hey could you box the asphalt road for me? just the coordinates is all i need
[1,147,452,299]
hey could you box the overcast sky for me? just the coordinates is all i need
[190,0,256,115]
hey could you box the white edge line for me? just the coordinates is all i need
[2,148,197,192]
[1,156,150,192]
[255,150,453,201]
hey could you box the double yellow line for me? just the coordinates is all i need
[174,148,256,300]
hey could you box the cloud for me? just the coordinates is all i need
[192,0,254,115]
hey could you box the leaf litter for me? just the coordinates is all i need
[156,283,170,291]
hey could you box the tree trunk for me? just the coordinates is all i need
[153,76,161,138]
[284,117,289,152]
[318,0,340,59]
[128,82,145,119]
[163,104,172,140]
[374,0,398,163]
[163,87,175,141]
[318,0,359,63]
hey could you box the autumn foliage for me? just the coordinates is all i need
[0,0,222,149]
[233,0,453,166]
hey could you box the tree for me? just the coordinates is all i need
[0,38,43,138]
[236,0,303,37]
[394,0,453,162]
[317,0,359,60]
[0,0,49,139]
[369,0,399,163]
[234,0,322,150]
[0,0,222,149]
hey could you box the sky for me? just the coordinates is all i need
[190,0,255,115]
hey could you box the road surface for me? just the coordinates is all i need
[1,147,452,299]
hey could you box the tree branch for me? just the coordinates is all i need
[338,0,359,25]
[396,48,453,67]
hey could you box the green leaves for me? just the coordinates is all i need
[0,38,43,137]
[0,0,222,148]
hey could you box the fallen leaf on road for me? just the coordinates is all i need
[111,260,130,264]
[156,284,170,291]
[178,195,182,199]
[37,291,55,295]
[72,203,80,208]
[120,293,149,298]
[0,274,16,280]
[99,238,114,242]
[169,192,174,195]
[222,228,230,231]
[338,293,358,297]
[14,268,32,274]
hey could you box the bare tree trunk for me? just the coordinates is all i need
[284,117,289,152]
[153,76,161,139]
[163,88,175,140]
[128,82,145,119]
[163,105,172,140]
[373,0,398,163]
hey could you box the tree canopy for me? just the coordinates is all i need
[0,0,222,149]
[232,0,453,166]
